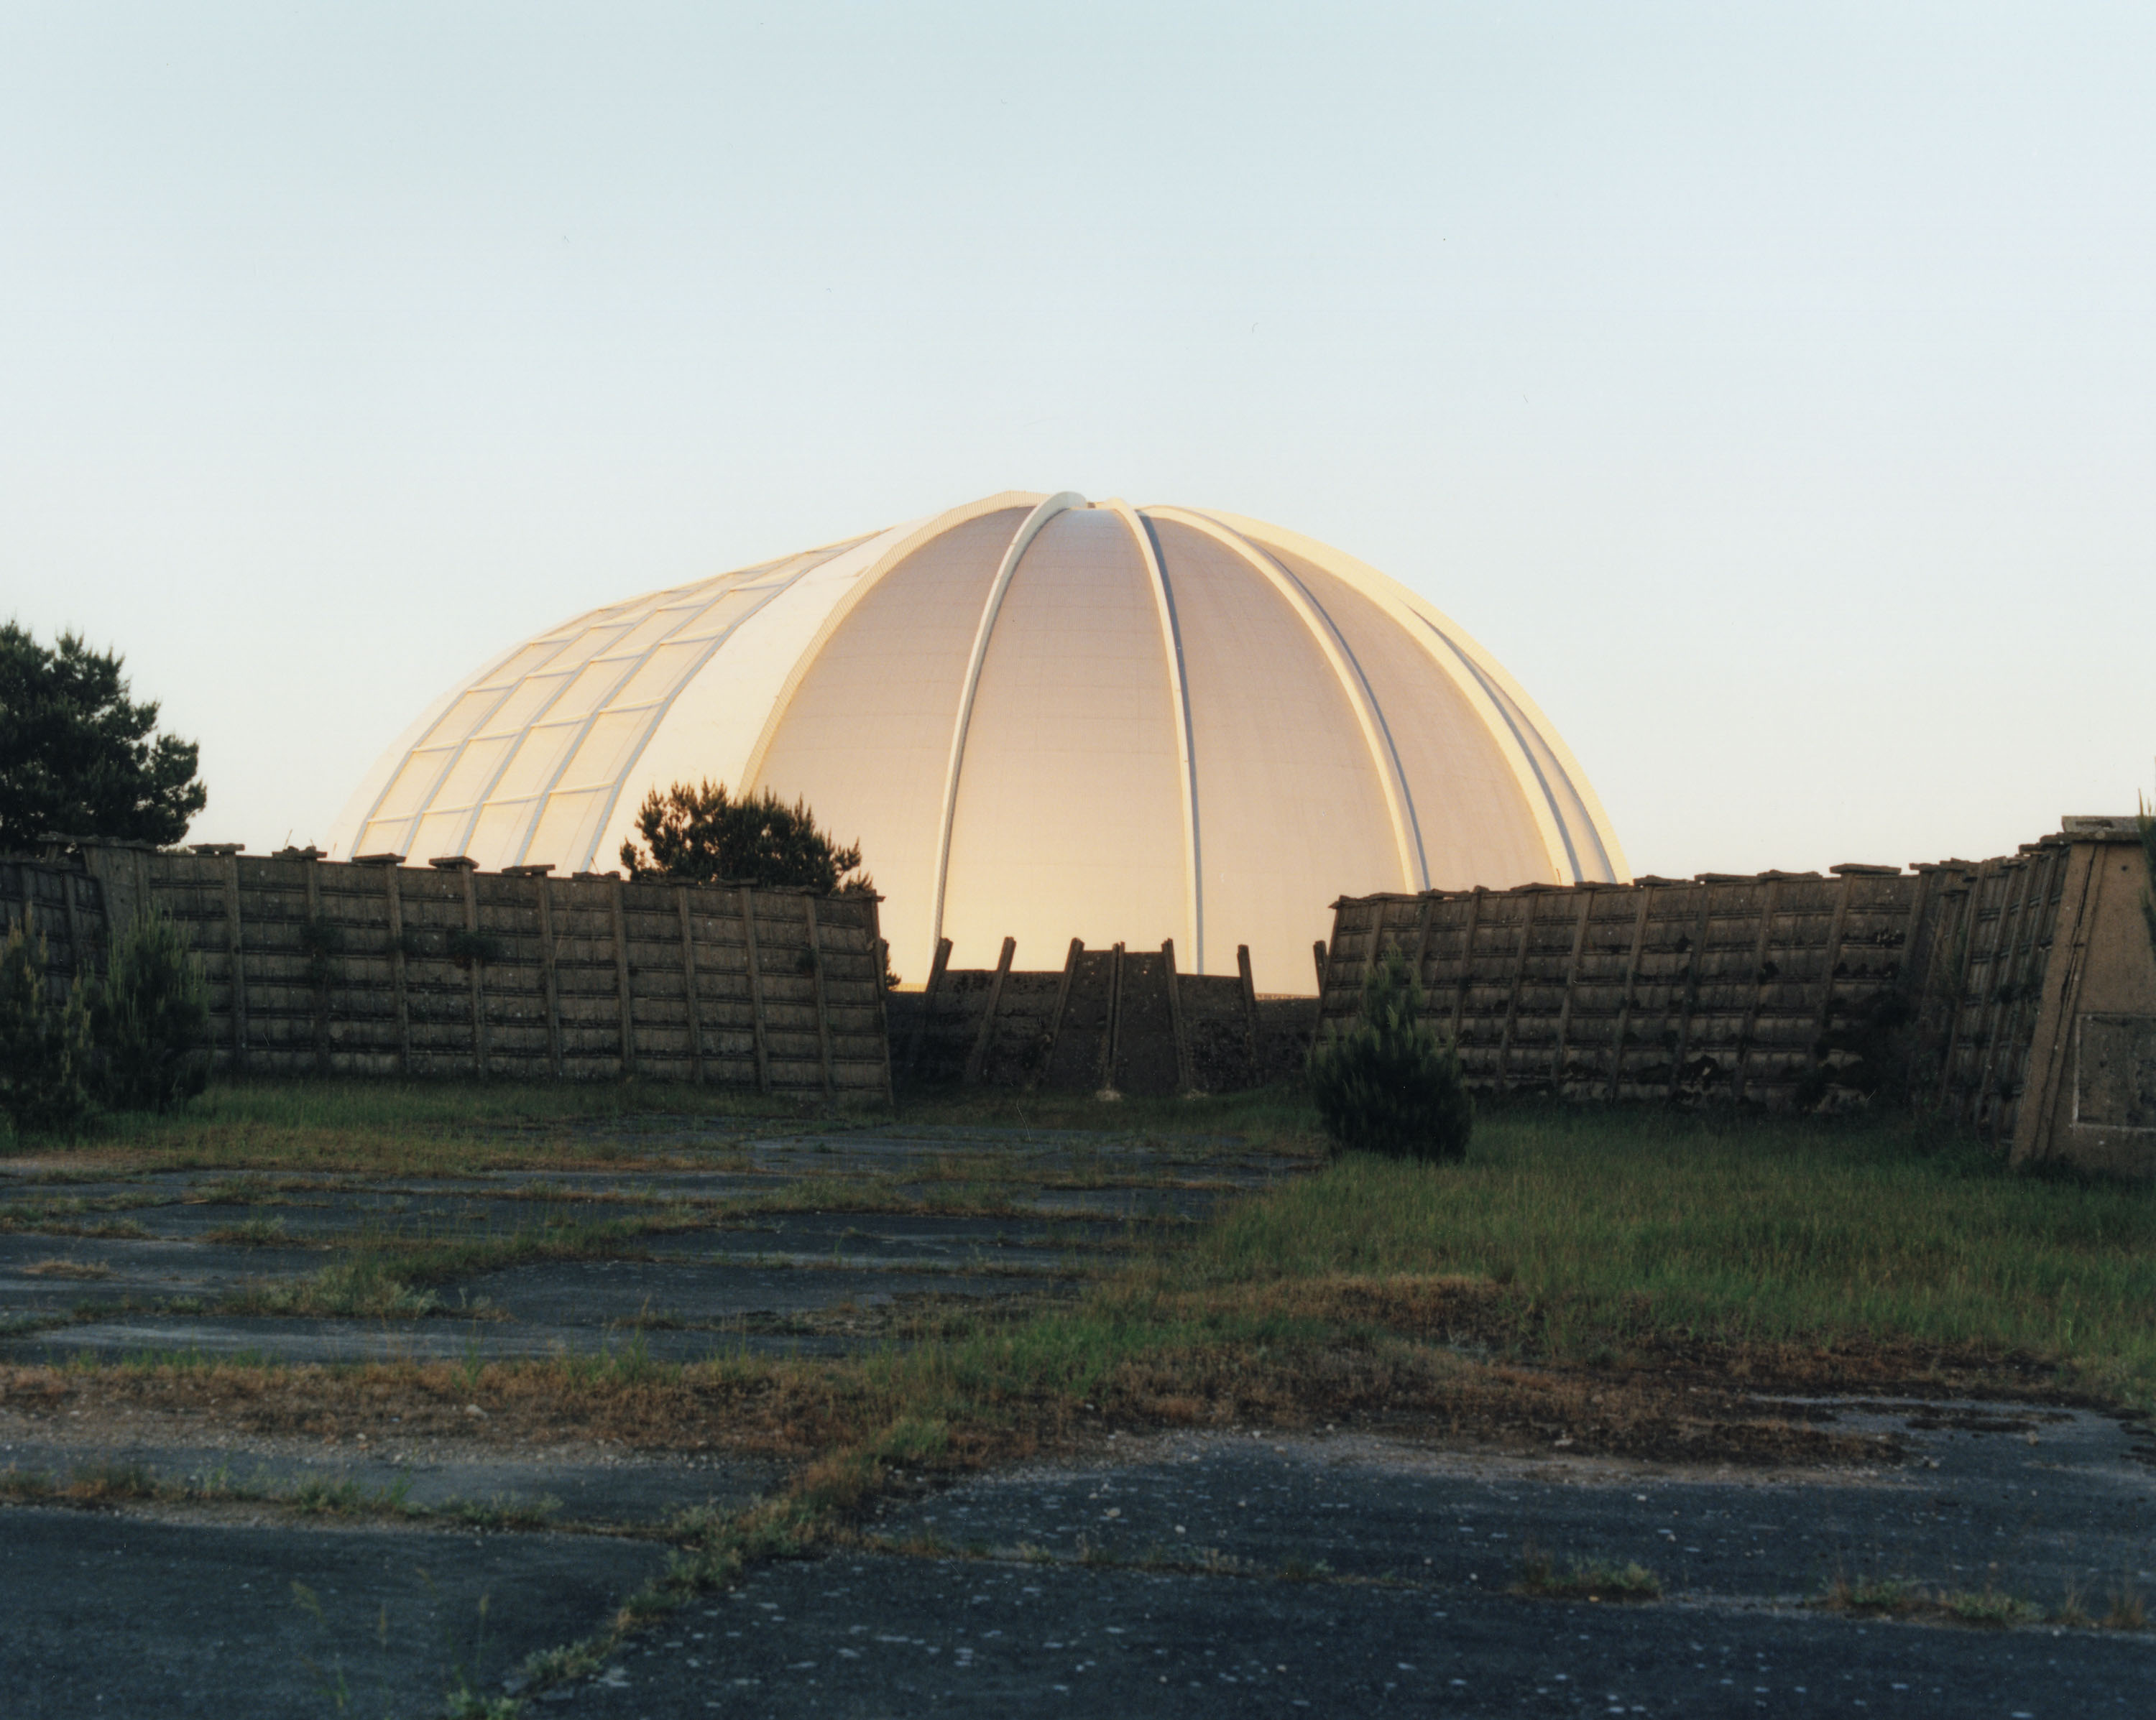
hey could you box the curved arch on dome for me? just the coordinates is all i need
[1146,507,1429,894]
[1209,509,1628,884]
[929,491,1087,953]
[1106,498,1202,969]
[731,491,1049,798]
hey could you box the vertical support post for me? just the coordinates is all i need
[677,887,704,1086]
[1604,885,1653,1101]
[1235,943,1261,1079]
[2012,841,2103,1164]
[1897,866,1951,1104]
[1097,941,1125,1094]
[1033,938,1084,1092]
[57,869,82,981]
[1161,937,1197,1095]
[1408,896,1438,1002]
[1495,892,1542,1093]
[1549,888,1595,1090]
[223,854,248,1073]
[534,878,561,1079]
[1988,848,2060,1142]
[1311,938,1330,998]
[871,933,895,1105]
[380,864,411,1076]
[906,936,954,1076]
[1669,884,1716,1099]
[741,887,771,1096]
[1805,871,1860,1101]
[305,859,329,1078]
[609,875,634,1079]
[805,895,834,1099]
[964,935,1017,1087]
[1450,890,1484,1049]
[1897,867,1935,993]
[1729,877,1783,1106]
[461,864,487,1079]
[1934,859,1999,1114]
[1967,857,2038,1131]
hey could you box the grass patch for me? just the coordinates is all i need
[1820,1573,1923,1615]
[1511,1545,1662,1601]
[1184,1100,2156,1410]
[201,1216,292,1247]
[6,1077,856,1175]
[1940,1585,2040,1627]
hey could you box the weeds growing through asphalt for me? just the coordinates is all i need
[1511,1543,1662,1602]
[0,1456,562,1535]
[2,1076,847,1175]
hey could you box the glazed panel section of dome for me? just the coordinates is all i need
[331,492,1626,993]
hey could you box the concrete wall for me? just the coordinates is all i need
[1321,823,2156,1174]
[883,936,1314,1096]
[2009,820,2156,1178]
[11,843,890,1101]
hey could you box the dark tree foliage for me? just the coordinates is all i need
[0,923,92,1137]
[1307,950,1474,1162]
[88,910,210,1113]
[0,624,205,853]
[619,780,870,894]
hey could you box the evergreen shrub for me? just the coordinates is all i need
[1307,950,1473,1162]
[0,922,93,1137]
[88,910,209,1113]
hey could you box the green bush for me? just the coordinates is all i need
[619,778,868,892]
[1307,950,1473,1162]
[88,910,209,1113]
[0,921,93,1137]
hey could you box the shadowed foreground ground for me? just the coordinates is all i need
[1,1087,2149,1716]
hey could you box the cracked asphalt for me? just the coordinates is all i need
[545,1406,2156,1718]
[3,1125,2151,1717]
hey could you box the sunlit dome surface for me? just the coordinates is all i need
[330,492,1627,992]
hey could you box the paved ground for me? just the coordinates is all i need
[573,1550,2151,1718]
[0,1506,669,1719]
[1,1124,1266,1367]
[2,1123,2150,1717]
[1,1400,2147,1717]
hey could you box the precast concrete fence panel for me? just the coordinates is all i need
[11,843,890,1101]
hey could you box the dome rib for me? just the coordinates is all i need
[1211,509,1628,884]
[1105,498,1203,972]
[734,494,1041,800]
[1146,506,1427,897]
[1409,616,1583,881]
[929,491,1086,952]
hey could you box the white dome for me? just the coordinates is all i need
[331,492,1626,993]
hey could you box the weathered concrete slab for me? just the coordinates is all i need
[0,1507,668,1720]
[873,1405,2156,1606]
[455,1256,1069,1331]
[0,1233,322,1316]
[645,1209,1135,1272]
[0,1437,782,1527]
[558,1548,2155,1718]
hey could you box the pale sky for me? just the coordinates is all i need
[4,4,2150,878]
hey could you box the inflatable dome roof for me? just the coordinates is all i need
[331,491,1626,992]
